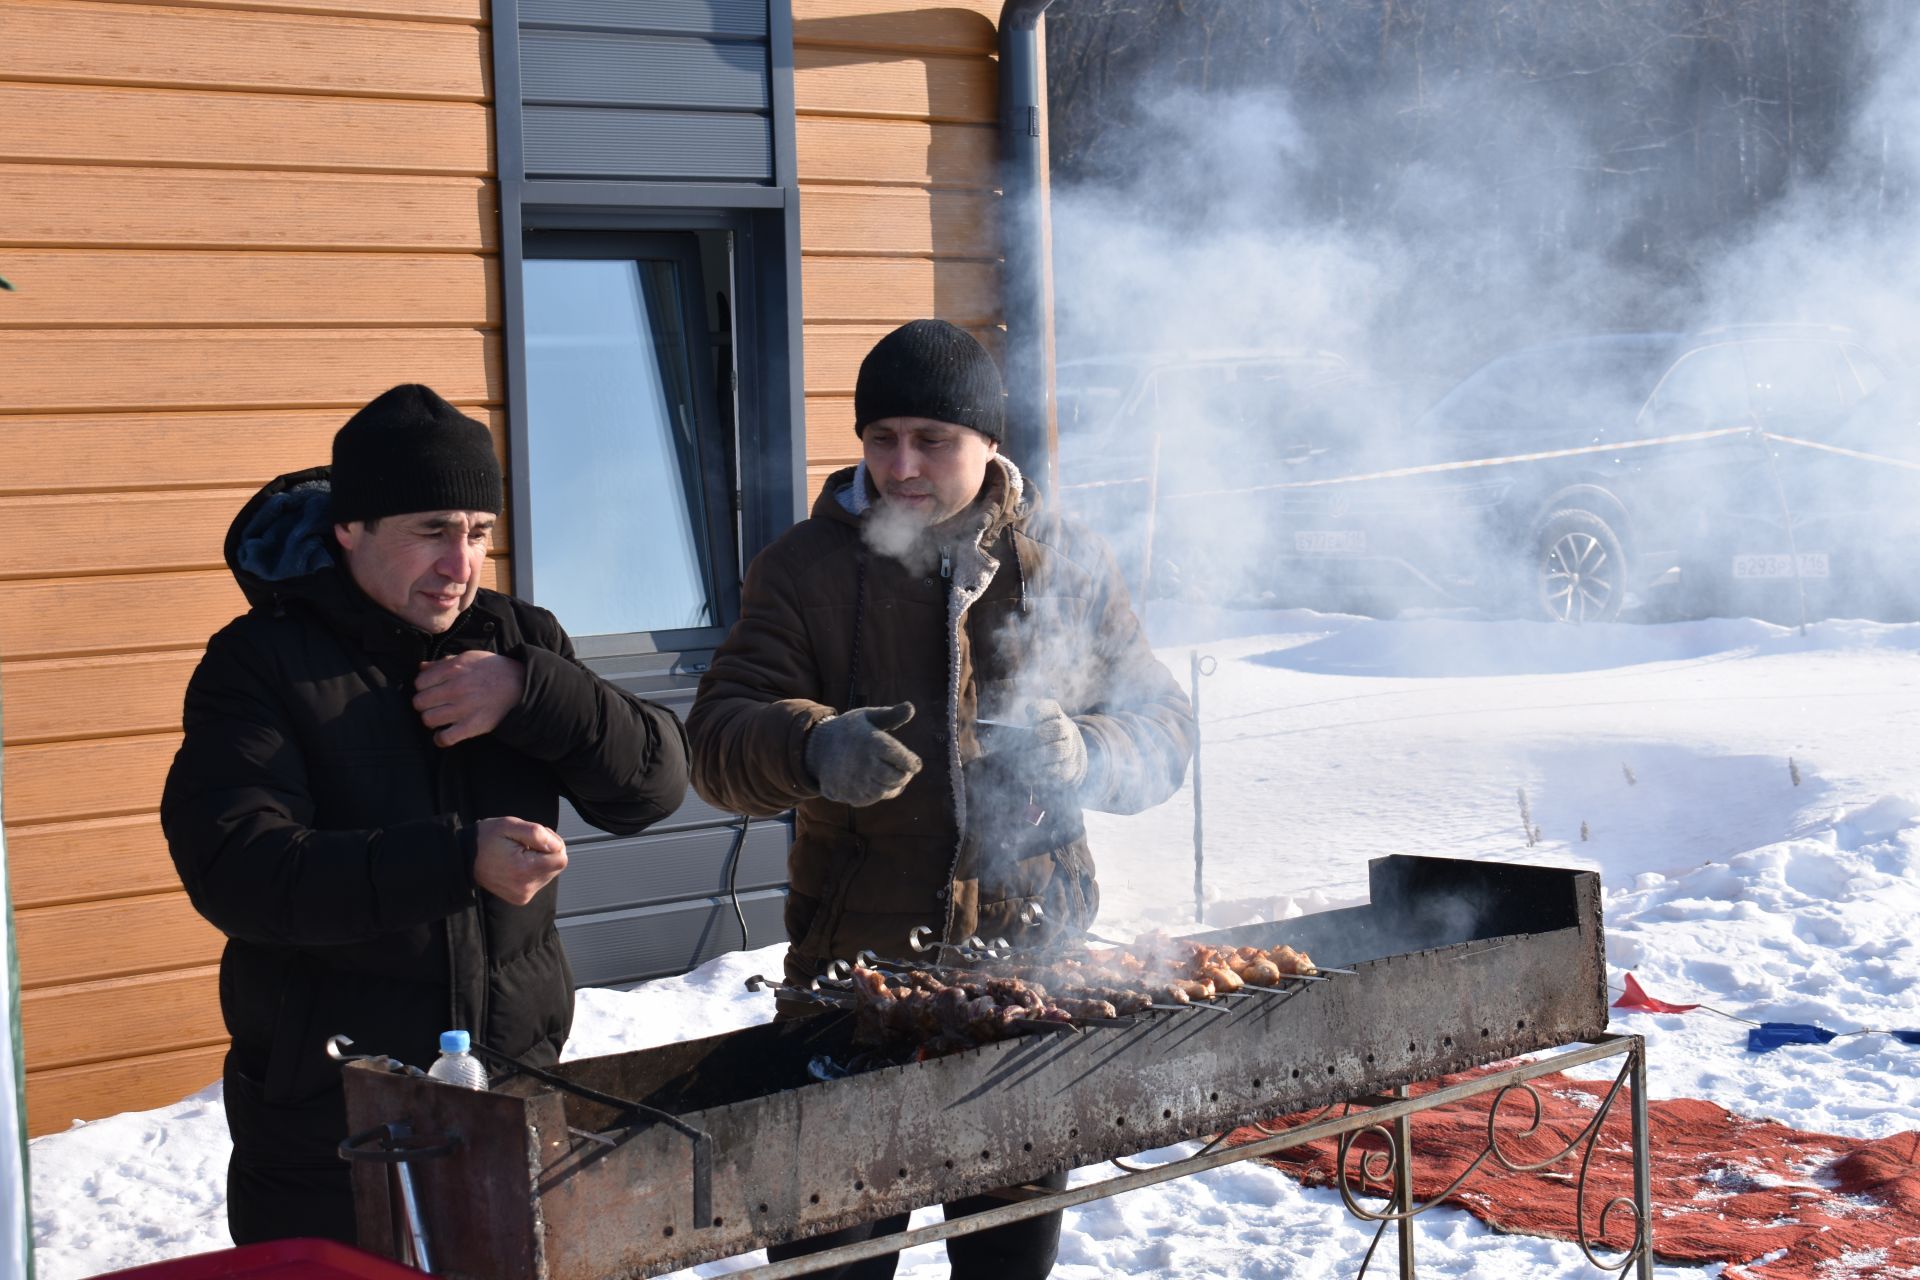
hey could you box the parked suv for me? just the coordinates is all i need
[1385,325,1892,621]
[1054,328,1903,622]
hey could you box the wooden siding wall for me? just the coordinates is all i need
[0,0,1011,1137]
[790,0,1005,490]
[0,0,505,1134]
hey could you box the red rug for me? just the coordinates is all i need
[1225,1066,1920,1277]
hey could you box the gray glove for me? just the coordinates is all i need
[1028,699,1088,789]
[805,703,923,806]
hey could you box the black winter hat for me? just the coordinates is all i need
[854,319,1005,443]
[329,384,503,523]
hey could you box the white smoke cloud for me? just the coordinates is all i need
[1047,4,1920,626]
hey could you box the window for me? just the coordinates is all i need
[1641,345,1751,430]
[1738,341,1851,428]
[519,232,739,648]
[1844,345,1888,402]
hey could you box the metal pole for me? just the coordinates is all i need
[1137,430,1162,604]
[997,0,1059,497]
[1755,431,1810,636]
[1190,648,1204,924]
[389,1124,435,1274]
[1393,1086,1416,1280]
[732,1036,1644,1280]
[1630,1035,1655,1280]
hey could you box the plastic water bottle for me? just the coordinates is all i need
[426,1030,489,1090]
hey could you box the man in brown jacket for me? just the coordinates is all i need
[688,320,1196,1279]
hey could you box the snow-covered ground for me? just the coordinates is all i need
[28,607,1920,1279]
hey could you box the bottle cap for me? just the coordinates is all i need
[440,1029,471,1054]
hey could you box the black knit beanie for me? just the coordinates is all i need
[854,319,1005,443]
[329,384,502,523]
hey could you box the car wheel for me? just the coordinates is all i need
[1532,509,1626,624]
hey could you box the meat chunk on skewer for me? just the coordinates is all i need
[1269,944,1316,976]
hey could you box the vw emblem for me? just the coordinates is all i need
[1327,493,1351,518]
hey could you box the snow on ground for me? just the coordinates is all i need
[27,607,1920,1279]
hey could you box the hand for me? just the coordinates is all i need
[1027,699,1088,789]
[805,703,923,807]
[472,816,567,906]
[414,651,526,747]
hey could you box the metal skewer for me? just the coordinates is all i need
[1008,1018,1080,1036]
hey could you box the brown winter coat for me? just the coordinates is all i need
[688,457,1195,981]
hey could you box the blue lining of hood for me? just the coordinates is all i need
[237,481,337,583]
[839,461,874,516]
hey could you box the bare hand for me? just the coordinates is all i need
[472,816,567,906]
[414,651,526,747]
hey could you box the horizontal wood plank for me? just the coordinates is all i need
[804,322,1002,395]
[0,327,502,412]
[15,891,226,988]
[804,394,858,465]
[799,185,996,258]
[0,83,492,174]
[22,965,225,1072]
[801,256,998,326]
[5,733,183,825]
[793,0,997,54]
[27,1042,227,1135]
[795,116,995,188]
[804,461,848,505]
[0,249,498,328]
[0,572,247,659]
[4,0,489,100]
[0,164,497,251]
[0,559,507,660]
[0,407,505,497]
[0,487,512,579]
[80,0,483,25]
[6,813,182,908]
[0,488,257,578]
[2,651,200,745]
[794,48,994,124]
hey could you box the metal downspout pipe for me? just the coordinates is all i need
[999,0,1058,497]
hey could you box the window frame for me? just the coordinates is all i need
[516,229,743,656]
[489,0,805,672]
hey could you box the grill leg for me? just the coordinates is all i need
[1630,1036,1654,1280]
[1393,1085,1415,1280]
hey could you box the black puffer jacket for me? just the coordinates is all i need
[162,468,689,1126]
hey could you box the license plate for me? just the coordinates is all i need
[1731,553,1830,579]
[1294,530,1367,554]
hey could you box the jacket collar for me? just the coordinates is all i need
[225,467,493,656]
[818,454,1032,547]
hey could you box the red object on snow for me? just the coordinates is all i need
[95,1239,420,1279]
[1612,972,1700,1013]
[1227,1068,1920,1278]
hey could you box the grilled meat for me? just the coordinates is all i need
[839,934,1320,1048]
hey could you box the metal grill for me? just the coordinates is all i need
[341,854,1616,1279]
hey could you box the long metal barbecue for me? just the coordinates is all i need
[341,854,1608,1279]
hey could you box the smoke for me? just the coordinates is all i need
[860,490,942,578]
[1046,0,1920,625]
[962,577,1195,890]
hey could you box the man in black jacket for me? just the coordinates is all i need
[161,385,690,1246]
